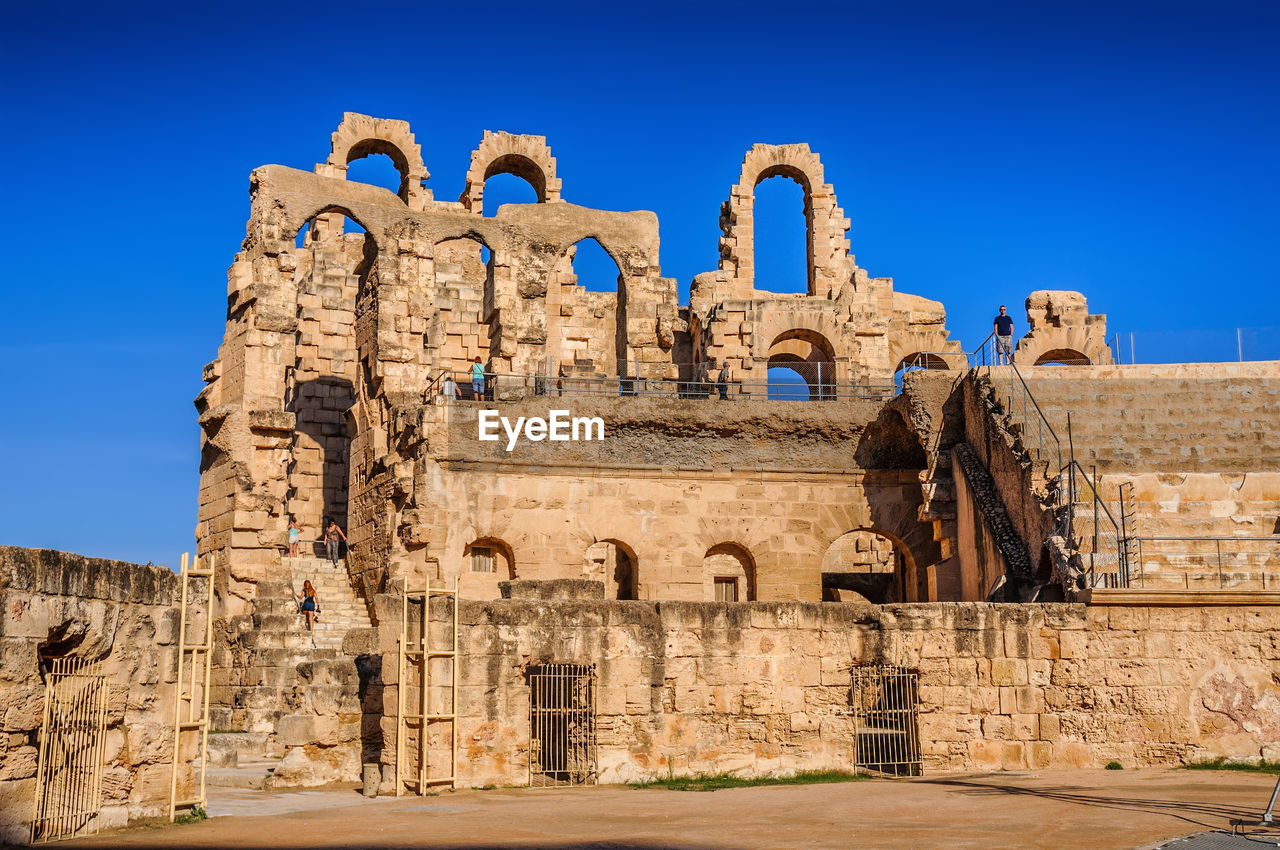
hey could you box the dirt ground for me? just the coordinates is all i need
[59,769,1280,850]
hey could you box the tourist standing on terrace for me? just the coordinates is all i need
[471,356,485,400]
[287,518,300,557]
[993,305,1015,365]
[716,359,731,400]
[324,518,346,566]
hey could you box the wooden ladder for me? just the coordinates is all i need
[168,552,214,820]
[396,576,459,795]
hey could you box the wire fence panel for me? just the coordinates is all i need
[1128,536,1280,590]
[850,666,922,777]
[1117,327,1280,365]
[31,657,108,844]
[528,663,596,787]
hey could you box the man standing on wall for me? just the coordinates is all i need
[993,305,1015,365]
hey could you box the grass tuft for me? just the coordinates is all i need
[174,806,207,824]
[1184,758,1280,775]
[1105,761,1124,770]
[630,770,869,792]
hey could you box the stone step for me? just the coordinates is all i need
[204,756,283,789]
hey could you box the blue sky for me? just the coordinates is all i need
[1,1,1276,566]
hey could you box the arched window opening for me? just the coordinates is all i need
[568,238,621,294]
[584,540,637,600]
[821,529,906,604]
[434,236,494,383]
[752,175,809,294]
[766,329,836,400]
[703,543,756,601]
[893,352,951,392]
[464,538,514,578]
[550,239,628,379]
[1033,348,1091,366]
[295,220,312,249]
[346,151,404,197]
[481,171,539,217]
[767,365,810,401]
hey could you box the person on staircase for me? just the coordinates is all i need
[297,579,319,632]
[993,305,1015,366]
[287,517,300,558]
[324,518,347,567]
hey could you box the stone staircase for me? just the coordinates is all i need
[208,556,374,787]
[280,556,372,649]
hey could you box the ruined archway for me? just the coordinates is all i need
[821,529,911,603]
[433,234,496,386]
[548,238,629,380]
[1033,348,1092,366]
[323,112,429,209]
[462,131,562,214]
[767,328,836,399]
[718,143,852,298]
[584,540,638,600]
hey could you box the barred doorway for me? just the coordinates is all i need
[850,665,922,776]
[30,657,109,843]
[527,663,597,786]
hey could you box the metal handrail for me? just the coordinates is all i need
[429,369,896,402]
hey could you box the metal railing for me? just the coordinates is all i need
[430,369,895,403]
[1124,536,1280,590]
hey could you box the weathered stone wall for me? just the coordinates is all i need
[354,397,943,604]
[375,597,1280,790]
[0,548,192,842]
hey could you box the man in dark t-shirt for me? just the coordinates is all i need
[993,305,1014,365]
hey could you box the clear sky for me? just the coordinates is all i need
[1,0,1276,567]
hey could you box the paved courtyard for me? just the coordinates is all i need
[57,769,1280,850]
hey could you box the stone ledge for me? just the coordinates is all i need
[1083,589,1280,606]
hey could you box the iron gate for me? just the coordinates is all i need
[30,657,109,843]
[850,665,922,776]
[528,663,596,786]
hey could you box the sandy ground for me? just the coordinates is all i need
[57,769,1280,850]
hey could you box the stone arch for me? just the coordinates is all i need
[887,329,967,375]
[464,536,515,578]
[432,233,497,382]
[584,539,639,600]
[721,143,852,297]
[1032,348,1092,366]
[286,204,379,248]
[703,543,756,601]
[821,528,905,603]
[321,112,430,210]
[462,130,563,214]
[547,237,629,378]
[767,328,836,399]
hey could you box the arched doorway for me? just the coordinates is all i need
[767,329,836,400]
[821,529,912,603]
[584,540,638,600]
[703,543,756,601]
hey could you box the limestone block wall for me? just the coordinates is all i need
[356,397,944,603]
[0,548,192,842]
[374,598,1280,789]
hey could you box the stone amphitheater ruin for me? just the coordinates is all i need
[3,112,1279,839]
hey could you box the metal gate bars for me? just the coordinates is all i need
[850,665,922,776]
[528,663,597,786]
[30,657,109,844]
